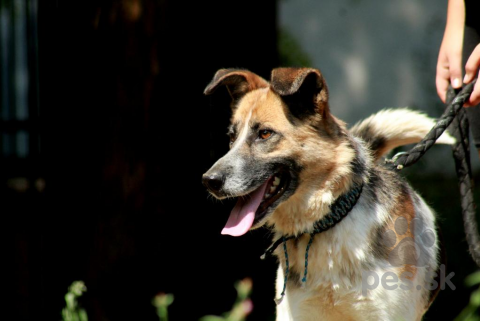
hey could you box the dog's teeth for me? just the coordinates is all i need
[270,186,276,193]
[273,177,280,186]
[264,193,271,199]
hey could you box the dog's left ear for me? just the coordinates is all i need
[204,69,269,110]
[270,67,329,118]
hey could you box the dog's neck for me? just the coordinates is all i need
[264,179,364,304]
[269,136,369,236]
[262,136,371,303]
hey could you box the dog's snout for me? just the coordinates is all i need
[202,172,224,194]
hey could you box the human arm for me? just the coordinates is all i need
[436,0,465,103]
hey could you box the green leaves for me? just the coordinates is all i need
[62,281,88,321]
[454,271,480,321]
[198,278,253,321]
[153,278,253,321]
[152,293,175,321]
[61,278,253,321]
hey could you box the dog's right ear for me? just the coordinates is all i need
[204,69,269,109]
[270,67,329,119]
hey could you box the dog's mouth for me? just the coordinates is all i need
[221,170,290,237]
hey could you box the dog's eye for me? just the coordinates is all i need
[259,129,273,140]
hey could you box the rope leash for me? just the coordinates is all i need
[385,80,476,170]
[448,86,480,267]
[386,79,480,266]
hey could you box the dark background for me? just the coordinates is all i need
[3,1,479,320]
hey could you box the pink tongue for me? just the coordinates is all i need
[221,181,269,237]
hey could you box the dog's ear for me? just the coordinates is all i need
[204,69,269,109]
[270,67,329,118]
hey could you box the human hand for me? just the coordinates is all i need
[436,32,464,104]
[463,44,480,107]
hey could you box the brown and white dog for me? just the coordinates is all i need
[202,67,454,321]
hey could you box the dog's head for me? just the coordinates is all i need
[202,68,349,236]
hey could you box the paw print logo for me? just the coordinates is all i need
[381,216,436,267]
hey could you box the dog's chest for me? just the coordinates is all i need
[274,231,375,320]
[277,226,369,287]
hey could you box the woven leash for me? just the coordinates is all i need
[386,80,475,170]
[386,80,480,267]
[447,85,480,267]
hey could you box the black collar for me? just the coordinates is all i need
[261,183,364,259]
[261,183,364,304]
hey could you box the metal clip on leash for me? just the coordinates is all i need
[386,80,480,267]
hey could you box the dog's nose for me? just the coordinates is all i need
[202,172,224,194]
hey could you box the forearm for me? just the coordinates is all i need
[436,0,467,100]
[445,0,465,36]
[442,0,466,61]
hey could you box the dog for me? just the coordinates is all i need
[202,67,455,321]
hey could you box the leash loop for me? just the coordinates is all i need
[385,80,476,171]
[274,237,289,305]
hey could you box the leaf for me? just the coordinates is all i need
[198,315,225,321]
[465,272,480,287]
[470,289,480,307]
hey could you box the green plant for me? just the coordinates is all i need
[454,271,480,321]
[61,281,88,321]
[199,278,253,321]
[152,293,175,321]
[152,278,253,321]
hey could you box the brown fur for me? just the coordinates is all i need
[390,189,418,280]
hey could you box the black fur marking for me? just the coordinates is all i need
[367,167,416,263]
[369,137,387,155]
[371,223,391,261]
[365,169,381,199]
[349,140,368,180]
[351,156,366,175]
[358,124,387,157]
[369,166,406,206]
[281,94,318,121]
[287,271,302,288]
[277,72,324,121]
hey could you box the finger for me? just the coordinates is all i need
[436,77,449,103]
[436,63,451,103]
[448,52,463,88]
[466,75,480,107]
[464,44,480,84]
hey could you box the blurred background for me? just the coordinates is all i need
[2,0,479,320]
